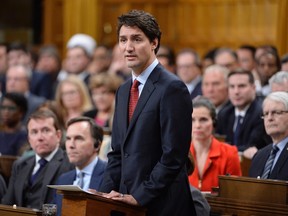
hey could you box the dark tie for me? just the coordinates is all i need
[233,115,243,146]
[261,145,279,179]
[129,80,140,121]
[30,158,48,185]
[77,171,85,189]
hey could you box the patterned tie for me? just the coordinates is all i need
[129,80,140,122]
[30,158,48,185]
[261,145,279,179]
[77,171,85,189]
[233,115,243,146]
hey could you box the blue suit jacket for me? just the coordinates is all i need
[100,64,196,216]
[54,159,107,216]
[249,142,288,180]
[190,79,202,99]
[216,99,271,151]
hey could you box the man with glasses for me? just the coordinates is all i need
[249,91,288,180]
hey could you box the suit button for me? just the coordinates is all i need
[124,153,129,158]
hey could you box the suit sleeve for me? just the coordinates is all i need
[133,80,192,206]
[99,89,122,192]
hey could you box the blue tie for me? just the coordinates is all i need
[77,171,85,189]
[233,115,243,146]
[30,158,48,185]
[261,146,279,179]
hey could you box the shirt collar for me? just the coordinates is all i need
[35,147,59,163]
[132,59,158,85]
[76,155,98,176]
[273,136,288,152]
[234,103,251,117]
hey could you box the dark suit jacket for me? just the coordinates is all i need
[100,64,196,216]
[216,99,271,151]
[190,79,202,99]
[1,148,73,209]
[249,142,288,180]
[30,71,54,99]
[54,158,107,216]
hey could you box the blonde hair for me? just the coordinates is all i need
[55,75,93,120]
[89,73,123,93]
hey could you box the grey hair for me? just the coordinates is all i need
[204,64,230,81]
[269,71,288,86]
[263,91,288,110]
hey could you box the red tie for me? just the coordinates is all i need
[129,80,140,121]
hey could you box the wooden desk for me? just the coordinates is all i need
[59,189,146,216]
[0,204,41,216]
[206,176,288,216]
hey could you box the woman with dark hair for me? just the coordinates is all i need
[189,96,242,192]
[0,92,28,156]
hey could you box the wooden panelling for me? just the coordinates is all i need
[43,0,288,58]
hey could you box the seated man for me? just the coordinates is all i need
[54,116,107,215]
[249,91,288,180]
[1,109,73,209]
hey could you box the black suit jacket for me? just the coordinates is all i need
[190,79,202,99]
[216,99,271,151]
[249,142,288,180]
[100,64,196,216]
[2,148,73,209]
[30,71,54,99]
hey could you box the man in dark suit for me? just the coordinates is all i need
[5,64,46,124]
[99,10,196,216]
[176,48,202,99]
[2,109,73,209]
[216,70,271,159]
[249,91,288,180]
[4,42,53,99]
[53,117,107,215]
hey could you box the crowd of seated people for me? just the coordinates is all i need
[0,34,288,214]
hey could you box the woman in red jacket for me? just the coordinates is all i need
[189,96,242,192]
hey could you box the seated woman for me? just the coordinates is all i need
[83,73,123,129]
[189,96,242,192]
[54,75,93,124]
[0,92,28,156]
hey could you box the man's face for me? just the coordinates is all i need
[262,99,288,139]
[28,117,61,158]
[256,54,278,84]
[281,62,288,72]
[65,47,90,74]
[118,25,157,75]
[228,74,256,110]
[6,66,29,93]
[202,70,228,107]
[215,52,238,71]
[237,49,255,71]
[65,121,96,169]
[176,52,201,84]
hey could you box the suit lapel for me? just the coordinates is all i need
[17,158,35,205]
[89,160,105,189]
[41,149,63,198]
[271,142,288,177]
[125,66,159,140]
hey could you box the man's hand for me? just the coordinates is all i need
[102,190,139,206]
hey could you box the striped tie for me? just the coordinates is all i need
[128,80,140,122]
[261,146,279,179]
[77,171,85,189]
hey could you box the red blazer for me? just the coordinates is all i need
[189,137,242,192]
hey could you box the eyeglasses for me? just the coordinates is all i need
[0,106,18,112]
[261,110,288,119]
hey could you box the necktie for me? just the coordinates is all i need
[261,145,279,179]
[129,80,140,121]
[233,115,243,146]
[30,158,48,185]
[77,171,85,189]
